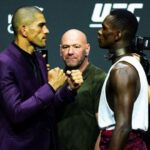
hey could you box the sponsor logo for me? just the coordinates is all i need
[7,14,13,34]
[89,3,143,28]
[7,6,44,34]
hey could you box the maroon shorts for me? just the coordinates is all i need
[100,130,147,150]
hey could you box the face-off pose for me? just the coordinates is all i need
[97,9,148,150]
[0,6,83,150]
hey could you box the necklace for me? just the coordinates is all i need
[105,47,129,61]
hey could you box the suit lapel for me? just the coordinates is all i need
[7,44,47,84]
[7,44,39,86]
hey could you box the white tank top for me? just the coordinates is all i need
[98,56,148,131]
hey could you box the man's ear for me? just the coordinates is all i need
[115,31,122,41]
[20,25,27,37]
[85,43,90,56]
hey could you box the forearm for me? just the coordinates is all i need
[94,131,101,150]
[54,83,77,110]
[108,126,130,150]
[1,83,55,125]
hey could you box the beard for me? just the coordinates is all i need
[64,64,81,71]
[64,49,87,70]
[64,55,87,72]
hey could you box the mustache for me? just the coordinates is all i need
[66,56,77,59]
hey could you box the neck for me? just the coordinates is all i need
[79,58,89,72]
[109,47,131,63]
[14,36,35,55]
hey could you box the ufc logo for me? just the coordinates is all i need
[89,3,143,28]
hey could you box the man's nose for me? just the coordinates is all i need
[44,26,50,34]
[68,46,74,54]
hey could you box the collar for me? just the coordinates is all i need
[12,42,36,58]
[82,63,91,80]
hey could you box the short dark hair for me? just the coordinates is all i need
[12,6,42,36]
[109,9,138,43]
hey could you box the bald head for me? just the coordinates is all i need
[61,29,88,45]
[12,6,43,35]
[60,29,90,71]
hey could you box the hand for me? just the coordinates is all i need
[48,67,67,91]
[66,70,83,90]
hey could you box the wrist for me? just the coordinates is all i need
[67,85,73,91]
[48,82,57,91]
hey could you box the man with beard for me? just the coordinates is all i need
[97,9,148,150]
[57,29,106,150]
[0,7,83,150]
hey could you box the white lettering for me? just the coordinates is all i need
[113,3,127,9]
[7,14,13,34]
[145,40,149,47]
[7,24,14,34]
[34,6,44,11]
[127,3,143,21]
[89,3,144,28]
[91,3,112,22]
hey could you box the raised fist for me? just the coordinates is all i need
[48,67,67,90]
[66,70,83,90]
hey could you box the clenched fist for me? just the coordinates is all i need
[48,67,67,91]
[66,70,83,90]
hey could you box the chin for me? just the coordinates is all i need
[37,41,47,48]
[67,64,76,68]
[65,63,78,69]
[38,44,46,48]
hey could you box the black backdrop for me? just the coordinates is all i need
[1,0,150,72]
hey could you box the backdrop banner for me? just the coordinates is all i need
[0,0,150,71]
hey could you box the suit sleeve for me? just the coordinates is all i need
[54,83,77,108]
[0,59,55,125]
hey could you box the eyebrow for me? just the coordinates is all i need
[38,22,46,26]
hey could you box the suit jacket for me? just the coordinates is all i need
[0,43,75,150]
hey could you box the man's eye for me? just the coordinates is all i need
[39,23,45,27]
[62,45,69,49]
[73,45,81,48]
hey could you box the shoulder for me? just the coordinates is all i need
[0,44,23,71]
[0,43,19,61]
[109,61,139,87]
[112,61,138,75]
[0,48,12,64]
